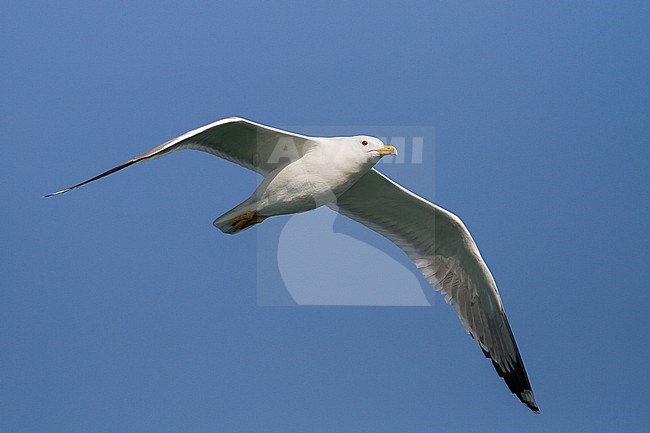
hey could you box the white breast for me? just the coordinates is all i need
[252,141,368,217]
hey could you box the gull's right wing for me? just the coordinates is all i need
[45,117,313,197]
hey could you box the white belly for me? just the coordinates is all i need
[252,157,362,217]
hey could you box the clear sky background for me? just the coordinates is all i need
[2,1,649,432]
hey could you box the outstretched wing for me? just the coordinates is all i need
[45,117,312,197]
[331,169,539,412]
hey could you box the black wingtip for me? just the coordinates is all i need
[43,188,72,198]
[43,157,142,199]
[483,349,539,413]
[519,388,540,413]
[478,317,539,413]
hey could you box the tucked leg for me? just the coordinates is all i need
[229,211,267,233]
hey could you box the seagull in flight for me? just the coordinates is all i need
[46,117,539,412]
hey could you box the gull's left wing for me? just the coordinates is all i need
[330,169,539,412]
[45,117,313,197]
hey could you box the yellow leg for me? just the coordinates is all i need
[229,211,267,232]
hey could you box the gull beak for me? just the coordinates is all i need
[376,145,398,156]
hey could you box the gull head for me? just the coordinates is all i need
[345,135,398,166]
[308,135,398,173]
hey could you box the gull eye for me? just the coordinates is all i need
[361,140,368,146]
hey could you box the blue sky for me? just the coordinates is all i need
[2,1,649,432]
